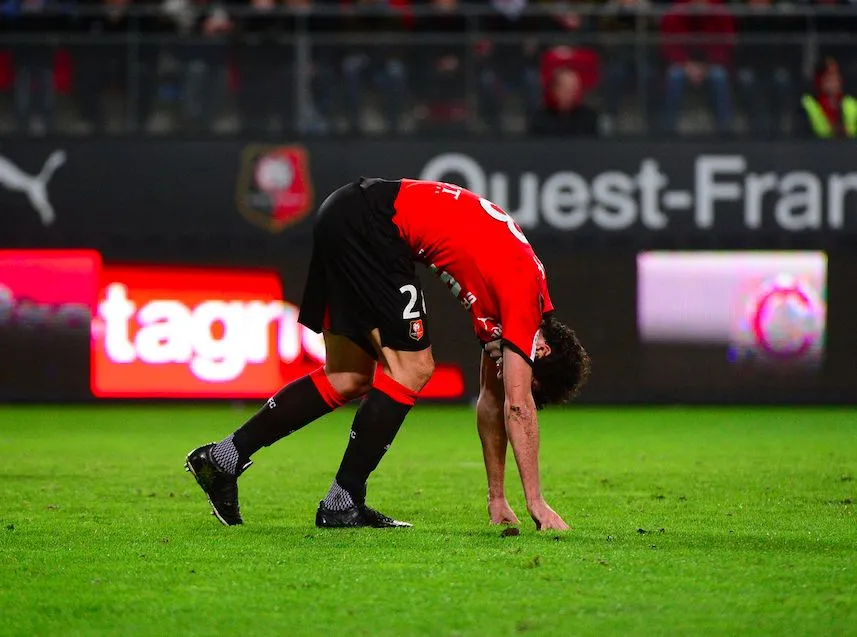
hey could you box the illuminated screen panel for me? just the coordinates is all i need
[635,252,829,399]
[638,252,827,369]
[92,265,465,400]
[0,250,101,399]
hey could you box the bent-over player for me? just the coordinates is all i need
[186,178,590,530]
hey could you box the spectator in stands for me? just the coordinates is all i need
[598,0,656,134]
[301,0,344,133]
[810,0,857,89]
[235,0,291,134]
[413,0,469,133]
[530,65,599,136]
[338,0,411,133]
[475,0,536,133]
[235,0,340,135]
[734,0,805,138]
[660,0,735,134]
[77,0,137,133]
[539,45,600,108]
[798,57,857,139]
[475,0,592,133]
[114,0,177,133]
[2,0,73,133]
[160,0,233,132]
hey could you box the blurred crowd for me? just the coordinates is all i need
[1,0,856,138]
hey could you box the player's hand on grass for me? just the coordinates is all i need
[488,497,520,525]
[527,499,569,531]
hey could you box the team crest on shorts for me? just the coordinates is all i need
[409,319,425,341]
[236,145,314,233]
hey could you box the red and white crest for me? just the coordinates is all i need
[237,145,314,233]
[409,319,425,341]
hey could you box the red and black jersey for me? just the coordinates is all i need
[391,179,553,362]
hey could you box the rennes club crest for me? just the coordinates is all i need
[409,319,425,341]
[236,145,314,233]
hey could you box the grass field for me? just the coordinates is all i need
[1,405,855,637]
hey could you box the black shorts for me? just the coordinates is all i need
[298,177,430,358]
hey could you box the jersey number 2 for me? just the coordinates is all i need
[399,284,426,319]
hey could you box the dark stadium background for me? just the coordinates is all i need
[2,5,857,637]
[1,1,854,408]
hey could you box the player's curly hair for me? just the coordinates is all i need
[531,315,591,410]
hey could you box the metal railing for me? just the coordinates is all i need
[0,2,854,138]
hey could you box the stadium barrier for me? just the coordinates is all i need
[1,140,854,404]
[2,139,857,243]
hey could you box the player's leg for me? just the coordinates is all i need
[317,281,435,528]
[319,334,433,522]
[212,331,375,471]
[185,331,376,526]
[337,331,435,493]
[186,180,381,525]
[303,177,433,527]
[374,335,436,392]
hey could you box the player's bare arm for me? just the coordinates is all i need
[501,346,569,532]
[476,349,520,525]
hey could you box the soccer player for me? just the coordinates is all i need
[186,178,590,531]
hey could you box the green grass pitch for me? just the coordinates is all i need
[1,405,855,636]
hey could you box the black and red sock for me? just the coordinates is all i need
[211,368,348,474]
[324,369,418,509]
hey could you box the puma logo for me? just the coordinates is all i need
[477,317,495,330]
[478,317,503,339]
[0,150,66,226]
